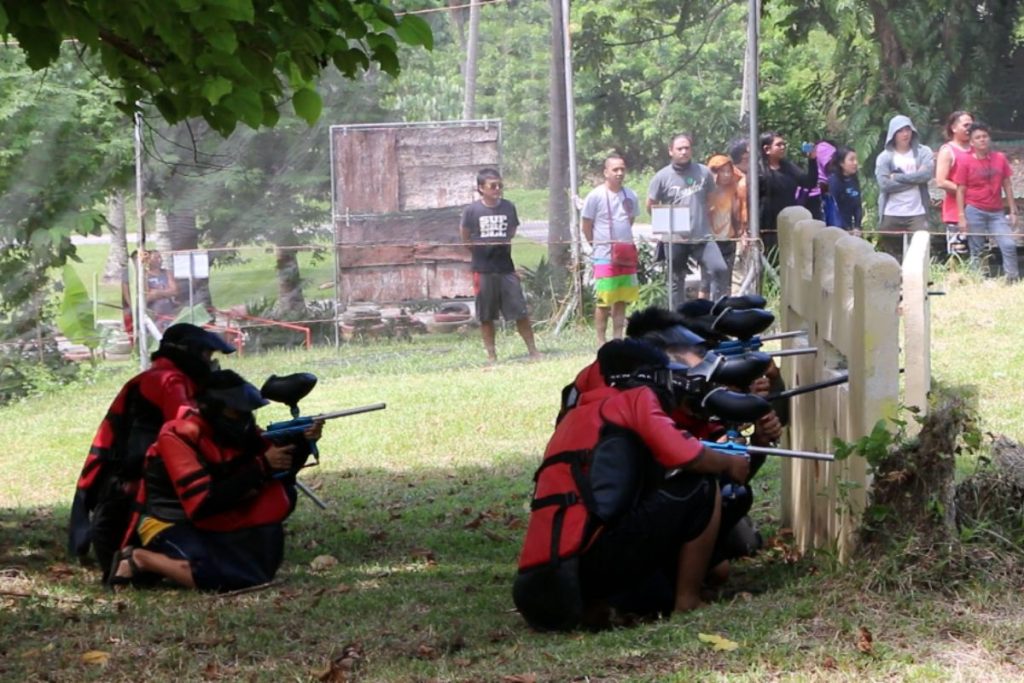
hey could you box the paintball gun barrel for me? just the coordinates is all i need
[701,439,835,462]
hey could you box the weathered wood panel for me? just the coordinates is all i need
[330,121,500,304]
[336,207,464,245]
[334,129,400,214]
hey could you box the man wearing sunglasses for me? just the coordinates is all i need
[460,168,541,362]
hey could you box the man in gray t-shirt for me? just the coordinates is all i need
[647,133,728,304]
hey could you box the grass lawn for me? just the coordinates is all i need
[2,272,1024,681]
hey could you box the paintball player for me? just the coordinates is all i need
[513,339,749,631]
[108,370,323,591]
[68,323,236,580]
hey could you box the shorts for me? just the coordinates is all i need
[145,522,286,591]
[579,473,716,605]
[473,271,528,323]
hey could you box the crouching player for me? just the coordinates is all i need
[108,370,322,591]
[513,339,749,631]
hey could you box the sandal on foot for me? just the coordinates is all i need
[106,546,139,587]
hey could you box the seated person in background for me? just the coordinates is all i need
[144,251,179,327]
[108,370,322,591]
[513,339,749,631]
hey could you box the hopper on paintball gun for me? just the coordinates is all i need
[260,372,386,508]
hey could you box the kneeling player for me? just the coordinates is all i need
[513,339,749,630]
[108,370,321,591]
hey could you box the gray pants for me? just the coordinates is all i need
[965,205,1019,281]
[670,241,729,304]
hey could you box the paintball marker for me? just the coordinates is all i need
[701,438,835,463]
[260,372,386,508]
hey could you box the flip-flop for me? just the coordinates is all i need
[106,546,139,588]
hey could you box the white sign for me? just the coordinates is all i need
[171,252,210,279]
[651,206,691,238]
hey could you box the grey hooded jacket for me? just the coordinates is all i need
[875,114,935,217]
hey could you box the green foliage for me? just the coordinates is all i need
[0,46,132,315]
[56,265,97,350]
[0,0,433,136]
[774,0,1024,155]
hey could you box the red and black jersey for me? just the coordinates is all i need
[68,358,198,558]
[136,407,291,534]
[518,385,706,572]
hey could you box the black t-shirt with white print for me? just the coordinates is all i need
[461,199,519,273]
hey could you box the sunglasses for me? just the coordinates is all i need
[482,182,503,190]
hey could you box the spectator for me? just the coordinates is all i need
[827,146,863,234]
[460,168,541,362]
[144,251,179,328]
[935,110,975,257]
[874,115,934,261]
[757,131,817,257]
[581,153,640,345]
[647,133,729,303]
[703,154,745,297]
[954,122,1019,283]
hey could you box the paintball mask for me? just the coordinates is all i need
[678,298,775,344]
[668,352,773,424]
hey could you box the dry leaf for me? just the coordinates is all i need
[822,655,838,670]
[856,626,873,654]
[310,555,339,572]
[410,548,437,563]
[81,650,111,665]
[416,644,439,659]
[47,563,76,580]
[698,633,740,652]
[502,675,538,683]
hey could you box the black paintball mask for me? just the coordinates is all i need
[677,298,775,345]
[153,323,236,381]
[668,352,773,424]
[198,370,268,447]
[598,339,679,412]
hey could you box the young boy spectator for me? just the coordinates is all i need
[875,115,934,261]
[460,168,541,362]
[955,122,1019,282]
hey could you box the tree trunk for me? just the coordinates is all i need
[273,233,306,318]
[102,192,128,283]
[546,0,571,294]
[462,0,480,119]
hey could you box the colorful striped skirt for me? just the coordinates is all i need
[593,259,639,306]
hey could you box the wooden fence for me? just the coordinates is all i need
[776,207,931,561]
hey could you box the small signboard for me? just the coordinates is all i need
[651,206,691,237]
[172,252,210,279]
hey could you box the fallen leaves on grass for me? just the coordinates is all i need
[501,675,538,683]
[697,633,740,652]
[47,563,76,581]
[81,650,110,666]
[314,643,364,682]
[310,555,339,572]
[409,548,437,565]
[856,626,874,654]
[822,655,838,670]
